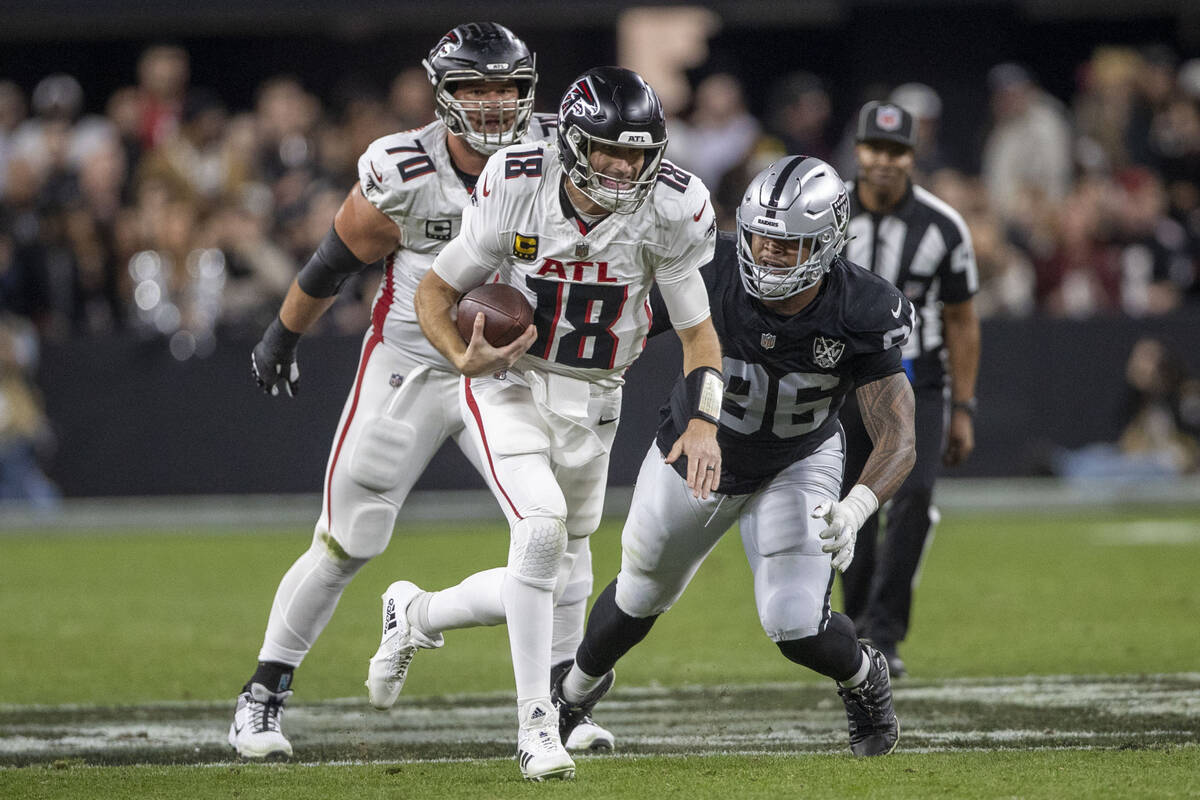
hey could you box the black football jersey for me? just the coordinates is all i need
[652,231,914,494]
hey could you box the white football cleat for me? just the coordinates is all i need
[566,719,615,752]
[228,682,293,758]
[516,699,576,781]
[366,580,443,709]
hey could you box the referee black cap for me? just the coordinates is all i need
[855,101,915,149]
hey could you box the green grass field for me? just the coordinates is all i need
[2,505,1198,798]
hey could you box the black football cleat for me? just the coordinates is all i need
[550,659,615,751]
[837,643,900,757]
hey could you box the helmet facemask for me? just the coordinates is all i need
[563,127,665,214]
[735,156,850,300]
[426,62,537,155]
[736,213,841,299]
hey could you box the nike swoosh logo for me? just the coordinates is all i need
[693,200,707,222]
[891,298,903,318]
[370,161,383,184]
[482,173,491,197]
[598,416,619,426]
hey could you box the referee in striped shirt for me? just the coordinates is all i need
[839,101,981,678]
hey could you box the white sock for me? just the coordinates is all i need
[503,572,555,704]
[258,544,366,665]
[551,536,592,664]
[423,567,507,632]
[562,665,605,704]
[839,648,870,688]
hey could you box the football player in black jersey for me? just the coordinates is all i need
[551,156,917,757]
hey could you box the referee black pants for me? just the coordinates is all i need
[838,384,945,646]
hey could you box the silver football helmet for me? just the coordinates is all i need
[736,156,850,299]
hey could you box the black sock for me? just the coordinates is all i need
[776,612,862,681]
[246,661,294,694]
[576,578,659,677]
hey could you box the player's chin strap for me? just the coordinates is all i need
[685,367,723,426]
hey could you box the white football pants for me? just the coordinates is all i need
[448,369,620,704]
[256,333,597,667]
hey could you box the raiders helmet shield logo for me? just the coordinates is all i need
[761,333,777,350]
[876,105,903,131]
[813,336,845,368]
[832,192,849,230]
[513,233,539,261]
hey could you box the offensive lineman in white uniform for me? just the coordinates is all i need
[230,23,611,759]
[366,67,724,781]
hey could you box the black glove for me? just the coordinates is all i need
[251,316,302,397]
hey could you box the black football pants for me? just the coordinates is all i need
[838,384,945,646]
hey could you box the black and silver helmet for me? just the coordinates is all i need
[422,22,536,155]
[557,67,667,214]
[736,156,850,299]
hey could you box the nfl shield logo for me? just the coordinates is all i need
[760,333,777,350]
[574,242,589,259]
[813,336,845,369]
[390,373,404,388]
[876,105,902,131]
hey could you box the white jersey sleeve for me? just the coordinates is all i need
[648,161,717,285]
[658,268,711,330]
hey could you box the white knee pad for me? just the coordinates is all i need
[329,501,397,560]
[754,555,827,641]
[507,516,567,590]
[614,566,682,618]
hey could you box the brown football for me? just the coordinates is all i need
[456,283,534,347]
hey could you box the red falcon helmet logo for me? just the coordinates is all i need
[432,31,462,60]
[876,105,902,131]
[560,77,602,121]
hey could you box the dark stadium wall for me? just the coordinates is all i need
[33,310,1200,496]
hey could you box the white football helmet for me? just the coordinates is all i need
[736,156,850,299]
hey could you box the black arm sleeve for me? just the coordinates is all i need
[296,225,372,298]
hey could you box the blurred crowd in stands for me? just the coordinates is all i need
[3,40,1199,501]
[3,42,1200,354]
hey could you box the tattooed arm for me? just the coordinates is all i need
[854,371,917,504]
[814,371,915,572]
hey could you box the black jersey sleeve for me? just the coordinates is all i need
[834,257,914,385]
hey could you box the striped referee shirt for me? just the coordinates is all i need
[844,180,978,388]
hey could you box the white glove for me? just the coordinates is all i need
[812,484,879,573]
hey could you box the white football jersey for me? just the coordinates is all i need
[357,115,557,367]
[440,141,716,387]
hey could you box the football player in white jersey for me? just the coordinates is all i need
[230,23,612,760]
[366,67,724,781]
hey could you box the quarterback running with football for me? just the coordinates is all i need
[551,156,916,757]
[367,67,723,780]
[230,23,612,758]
